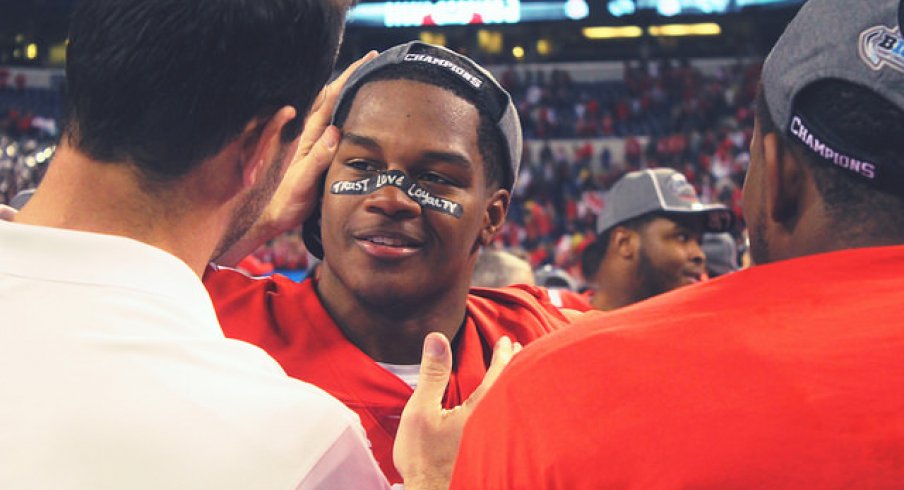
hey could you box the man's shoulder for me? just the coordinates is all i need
[467,285,570,334]
[496,244,904,386]
[204,264,310,292]
[204,265,318,311]
[468,283,555,307]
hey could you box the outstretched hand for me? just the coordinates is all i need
[395,333,522,490]
[215,51,378,266]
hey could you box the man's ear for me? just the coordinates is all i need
[238,106,298,188]
[478,189,511,246]
[611,226,639,260]
[763,132,804,224]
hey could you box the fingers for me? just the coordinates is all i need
[304,50,379,130]
[295,51,378,161]
[332,50,379,95]
[463,336,520,410]
[408,332,453,411]
[303,125,340,176]
[0,204,18,221]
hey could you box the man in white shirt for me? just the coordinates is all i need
[0,1,508,488]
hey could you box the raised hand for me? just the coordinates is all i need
[394,333,521,490]
[215,51,378,265]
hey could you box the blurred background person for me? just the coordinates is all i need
[702,232,740,278]
[472,248,535,288]
[581,168,732,310]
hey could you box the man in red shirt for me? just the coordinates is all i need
[581,167,733,311]
[452,0,904,487]
[205,42,569,484]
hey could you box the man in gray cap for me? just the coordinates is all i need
[581,168,733,310]
[203,41,570,485]
[453,0,904,487]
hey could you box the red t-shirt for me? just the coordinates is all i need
[452,245,904,489]
[203,269,568,484]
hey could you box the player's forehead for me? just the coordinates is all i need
[339,79,484,166]
[345,78,480,131]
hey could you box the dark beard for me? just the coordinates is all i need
[634,244,673,303]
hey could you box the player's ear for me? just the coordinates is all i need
[612,226,639,260]
[763,132,804,224]
[238,106,298,188]
[478,188,510,246]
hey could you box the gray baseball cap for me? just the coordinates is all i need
[331,41,522,191]
[762,0,904,192]
[596,168,734,234]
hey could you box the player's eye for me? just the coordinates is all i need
[346,159,380,172]
[419,172,459,187]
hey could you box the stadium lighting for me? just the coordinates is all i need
[512,45,525,59]
[582,26,643,39]
[537,38,551,56]
[419,31,447,46]
[648,23,721,37]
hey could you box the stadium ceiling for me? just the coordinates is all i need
[0,0,802,67]
[340,2,802,64]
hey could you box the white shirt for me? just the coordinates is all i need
[377,363,421,390]
[0,220,389,490]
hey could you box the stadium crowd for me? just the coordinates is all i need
[0,57,756,285]
[492,58,758,280]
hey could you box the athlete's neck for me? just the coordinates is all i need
[14,143,227,276]
[314,264,469,364]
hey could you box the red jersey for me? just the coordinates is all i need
[204,269,568,484]
[452,245,904,489]
[545,288,595,312]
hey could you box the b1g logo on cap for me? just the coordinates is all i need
[859,25,904,73]
[665,173,700,204]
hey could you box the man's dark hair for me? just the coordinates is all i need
[756,80,904,240]
[65,0,346,180]
[332,62,508,190]
[581,213,658,280]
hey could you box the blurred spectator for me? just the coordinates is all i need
[702,232,741,278]
[471,248,535,288]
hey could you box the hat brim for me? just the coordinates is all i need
[660,205,735,234]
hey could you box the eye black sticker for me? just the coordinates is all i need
[330,169,463,218]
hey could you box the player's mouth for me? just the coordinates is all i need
[354,231,424,260]
[682,271,704,284]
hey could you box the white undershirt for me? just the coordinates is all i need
[377,363,421,390]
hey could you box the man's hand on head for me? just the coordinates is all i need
[258,50,379,237]
[394,333,521,490]
[213,51,377,266]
